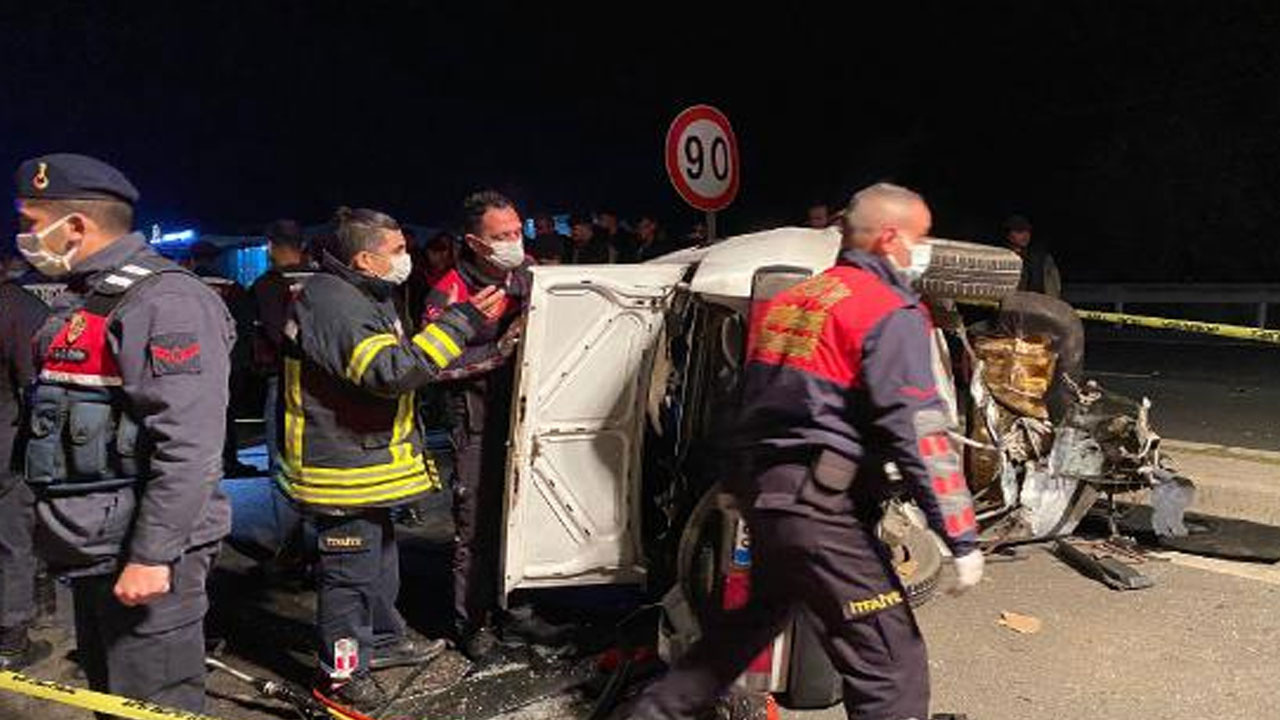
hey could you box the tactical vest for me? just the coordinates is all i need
[22,258,189,496]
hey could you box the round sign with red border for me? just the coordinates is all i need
[665,105,740,212]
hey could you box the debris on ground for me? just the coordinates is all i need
[997,611,1043,635]
[1053,537,1155,591]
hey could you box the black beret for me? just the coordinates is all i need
[15,153,140,205]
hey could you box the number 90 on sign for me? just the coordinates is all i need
[665,105,740,212]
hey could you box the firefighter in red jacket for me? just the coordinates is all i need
[632,183,985,720]
[421,191,530,660]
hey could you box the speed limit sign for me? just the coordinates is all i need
[665,105,740,213]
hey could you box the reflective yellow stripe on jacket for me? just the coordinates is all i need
[390,391,415,463]
[276,453,441,507]
[278,358,440,508]
[346,333,399,383]
[412,323,463,368]
[282,358,306,468]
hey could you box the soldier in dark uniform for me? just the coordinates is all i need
[12,153,234,713]
[630,184,985,720]
[421,191,530,660]
[278,207,505,713]
[0,267,52,670]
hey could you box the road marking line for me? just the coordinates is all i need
[1154,551,1280,586]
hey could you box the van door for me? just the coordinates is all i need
[501,264,689,599]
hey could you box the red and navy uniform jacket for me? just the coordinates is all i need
[736,249,978,555]
[420,256,531,383]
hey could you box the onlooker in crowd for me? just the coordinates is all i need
[686,220,708,246]
[596,209,632,260]
[249,219,313,472]
[1004,214,1061,298]
[807,201,832,228]
[616,215,670,263]
[528,214,566,264]
[407,230,459,325]
[186,240,259,477]
[424,230,459,286]
[565,214,613,264]
[0,262,52,670]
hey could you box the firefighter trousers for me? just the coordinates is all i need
[636,508,930,720]
[314,509,407,678]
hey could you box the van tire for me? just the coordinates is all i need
[896,524,945,608]
[918,239,1023,303]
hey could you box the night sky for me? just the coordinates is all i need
[3,1,1279,281]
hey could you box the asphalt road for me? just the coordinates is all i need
[781,547,1280,720]
[8,513,1279,720]
[2,332,1276,720]
[1083,331,1280,451]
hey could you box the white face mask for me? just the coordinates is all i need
[891,239,933,284]
[487,239,525,271]
[908,240,933,278]
[16,214,78,278]
[380,251,413,286]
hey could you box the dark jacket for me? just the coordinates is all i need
[277,254,482,512]
[735,249,978,555]
[616,235,672,264]
[563,234,614,264]
[249,263,315,375]
[420,255,530,383]
[420,256,530,441]
[1,282,49,479]
[1014,244,1062,298]
[25,233,234,571]
[528,232,568,264]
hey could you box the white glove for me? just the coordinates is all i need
[950,549,985,595]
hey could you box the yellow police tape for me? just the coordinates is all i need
[0,670,225,720]
[1074,309,1280,345]
[0,670,360,720]
[956,299,1280,346]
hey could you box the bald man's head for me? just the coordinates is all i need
[841,182,932,268]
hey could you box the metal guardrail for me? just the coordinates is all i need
[1065,284,1280,328]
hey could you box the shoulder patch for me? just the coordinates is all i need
[149,332,202,376]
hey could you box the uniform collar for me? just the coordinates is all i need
[68,232,151,281]
[321,251,395,301]
[458,255,507,288]
[836,248,918,301]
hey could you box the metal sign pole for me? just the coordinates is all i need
[706,210,717,243]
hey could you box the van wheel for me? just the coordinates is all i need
[892,524,945,608]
